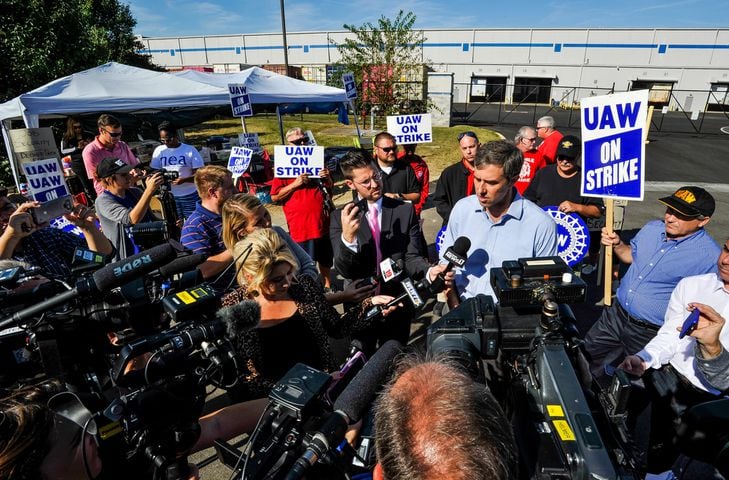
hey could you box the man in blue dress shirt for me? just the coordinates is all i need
[584,186,720,378]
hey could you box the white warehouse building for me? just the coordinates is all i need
[140,28,729,111]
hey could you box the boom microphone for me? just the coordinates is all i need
[0,243,177,329]
[157,253,207,278]
[285,340,402,480]
[430,236,471,293]
[216,299,262,350]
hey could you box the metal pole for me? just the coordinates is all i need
[350,101,362,139]
[280,0,289,76]
[276,105,285,144]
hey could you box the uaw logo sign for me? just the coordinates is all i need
[543,207,590,266]
[435,226,447,255]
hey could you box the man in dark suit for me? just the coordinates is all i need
[331,150,446,352]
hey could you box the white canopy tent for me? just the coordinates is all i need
[173,67,348,104]
[0,62,348,187]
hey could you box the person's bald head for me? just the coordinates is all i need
[374,357,517,480]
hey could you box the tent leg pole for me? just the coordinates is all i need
[240,117,247,134]
[1,121,21,190]
[276,106,285,144]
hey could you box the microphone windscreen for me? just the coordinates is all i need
[157,254,207,278]
[92,243,177,292]
[453,236,472,255]
[217,299,261,345]
[334,339,401,422]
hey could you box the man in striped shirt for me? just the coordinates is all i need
[181,166,235,287]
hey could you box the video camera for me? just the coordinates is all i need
[145,167,179,190]
[426,256,636,479]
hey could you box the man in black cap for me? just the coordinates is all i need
[583,185,721,378]
[523,134,604,220]
[94,157,163,259]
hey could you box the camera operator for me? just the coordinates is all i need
[95,157,163,260]
[0,380,268,480]
[0,198,113,280]
[373,355,517,480]
[618,237,729,476]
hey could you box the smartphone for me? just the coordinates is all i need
[355,276,377,289]
[31,195,74,224]
[678,308,701,339]
[326,351,367,404]
[354,198,368,214]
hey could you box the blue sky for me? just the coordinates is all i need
[127,0,728,38]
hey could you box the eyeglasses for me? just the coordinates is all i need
[354,171,382,187]
[523,137,538,142]
[377,145,397,153]
[103,128,123,138]
[536,126,548,130]
[457,131,478,141]
[557,156,574,163]
[290,137,308,145]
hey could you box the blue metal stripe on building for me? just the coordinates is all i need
[563,43,657,48]
[471,43,553,48]
[668,44,729,49]
[422,43,464,47]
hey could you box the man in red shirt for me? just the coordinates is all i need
[82,114,140,197]
[514,126,546,194]
[536,116,563,165]
[270,127,334,289]
[397,144,429,217]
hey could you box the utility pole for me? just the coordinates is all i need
[280,0,289,76]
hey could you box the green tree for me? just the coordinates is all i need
[0,0,159,186]
[331,10,427,116]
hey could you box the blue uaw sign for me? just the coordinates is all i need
[543,207,590,266]
[435,225,447,255]
[580,90,648,201]
[22,158,69,202]
[342,72,357,100]
[228,83,253,117]
[227,146,254,176]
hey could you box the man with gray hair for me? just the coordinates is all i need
[439,140,558,303]
[373,355,518,480]
[514,125,546,194]
[536,116,563,165]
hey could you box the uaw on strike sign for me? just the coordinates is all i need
[580,90,648,201]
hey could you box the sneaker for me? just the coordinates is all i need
[433,301,445,317]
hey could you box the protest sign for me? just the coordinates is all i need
[227,146,254,176]
[238,133,262,152]
[228,83,253,117]
[343,72,357,100]
[386,114,433,144]
[273,145,325,178]
[580,90,649,201]
[21,158,69,201]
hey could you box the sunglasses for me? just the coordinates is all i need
[377,146,397,153]
[457,131,478,141]
[290,137,308,145]
[103,128,123,138]
[73,125,83,129]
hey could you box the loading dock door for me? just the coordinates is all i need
[513,77,552,104]
[630,80,675,108]
[469,76,507,102]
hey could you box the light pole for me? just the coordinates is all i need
[280,0,289,76]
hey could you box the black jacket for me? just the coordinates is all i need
[433,160,470,225]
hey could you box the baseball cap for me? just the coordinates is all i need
[96,157,133,179]
[556,135,581,160]
[658,186,715,218]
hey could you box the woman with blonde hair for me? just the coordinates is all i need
[220,228,397,400]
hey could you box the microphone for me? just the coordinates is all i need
[0,280,68,309]
[285,340,402,480]
[429,236,471,293]
[157,253,206,278]
[0,243,177,330]
[216,299,262,350]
